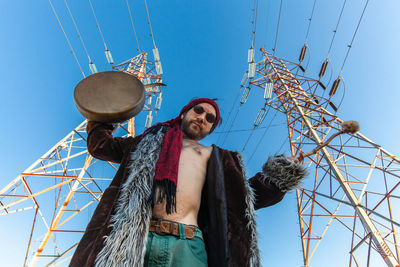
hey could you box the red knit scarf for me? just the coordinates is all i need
[150,98,220,213]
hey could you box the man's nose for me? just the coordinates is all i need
[196,113,206,123]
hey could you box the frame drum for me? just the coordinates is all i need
[74,71,145,123]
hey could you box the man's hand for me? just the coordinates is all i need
[287,152,305,164]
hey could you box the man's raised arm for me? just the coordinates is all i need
[249,154,307,210]
[86,121,138,163]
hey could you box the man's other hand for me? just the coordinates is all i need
[287,152,304,164]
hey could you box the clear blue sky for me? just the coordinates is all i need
[1,0,400,266]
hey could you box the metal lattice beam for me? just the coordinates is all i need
[0,52,164,266]
[249,48,400,267]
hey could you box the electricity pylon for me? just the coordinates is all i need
[0,51,164,266]
[247,48,400,267]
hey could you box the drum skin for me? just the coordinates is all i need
[74,71,145,123]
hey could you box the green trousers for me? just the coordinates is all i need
[143,223,208,267]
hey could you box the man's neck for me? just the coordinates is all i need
[182,133,200,143]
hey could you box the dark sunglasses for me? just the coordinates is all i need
[192,105,216,124]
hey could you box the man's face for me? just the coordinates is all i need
[181,103,217,141]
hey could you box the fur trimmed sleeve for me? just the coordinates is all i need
[86,121,137,163]
[261,154,307,192]
[248,154,307,210]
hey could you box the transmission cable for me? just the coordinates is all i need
[241,105,271,152]
[304,0,317,44]
[220,0,259,146]
[272,0,283,55]
[125,0,141,52]
[144,0,158,48]
[263,0,272,49]
[216,72,247,144]
[220,104,243,146]
[48,0,85,78]
[277,135,289,154]
[297,0,317,72]
[88,0,109,52]
[64,0,93,64]
[339,0,370,75]
[327,0,347,58]
[325,0,369,112]
[215,123,284,134]
[250,0,259,49]
[248,109,279,162]
[317,0,347,99]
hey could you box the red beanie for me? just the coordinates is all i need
[179,98,221,133]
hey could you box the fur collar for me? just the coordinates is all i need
[235,153,260,267]
[95,125,167,267]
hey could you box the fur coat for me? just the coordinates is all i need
[70,121,304,267]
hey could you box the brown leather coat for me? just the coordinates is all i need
[70,121,285,267]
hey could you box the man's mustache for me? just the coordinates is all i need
[190,120,204,130]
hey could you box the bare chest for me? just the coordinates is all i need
[151,140,212,224]
[177,140,212,185]
[180,140,211,165]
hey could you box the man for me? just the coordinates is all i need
[70,98,306,267]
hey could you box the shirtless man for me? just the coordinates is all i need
[71,98,305,267]
[152,102,214,227]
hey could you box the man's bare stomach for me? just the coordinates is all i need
[152,140,211,226]
[152,177,203,226]
[152,200,199,226]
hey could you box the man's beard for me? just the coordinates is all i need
[181,118,209,140]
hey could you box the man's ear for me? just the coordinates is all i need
[180,114,184,119]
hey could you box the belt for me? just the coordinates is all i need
[149,218,203,240]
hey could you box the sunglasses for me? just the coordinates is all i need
[192,105,216,124]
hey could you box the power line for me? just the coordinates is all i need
[277,135,289,154]
[272,0,283,55]
[263,0,272,49]
[88,0,109,51]
[304,0,317,44]
[48,0,85,78]
[214,123,284,134]
[317,0,347,99]
[250,0,259,48]
[220,0,260,146]
[339,0,370,75]
[125,0,141,52]
[297,0,317,75]
[216,72,247,144]
[248,109,279,162]
[143,0,157,48]
[241,105,271,152]
[327,0,347,58]
[323,0,369,108]
[63,0,92,63]
[220,103,243,146]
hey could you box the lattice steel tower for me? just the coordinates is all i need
[0,51,164,266]
[244,48,399,267]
